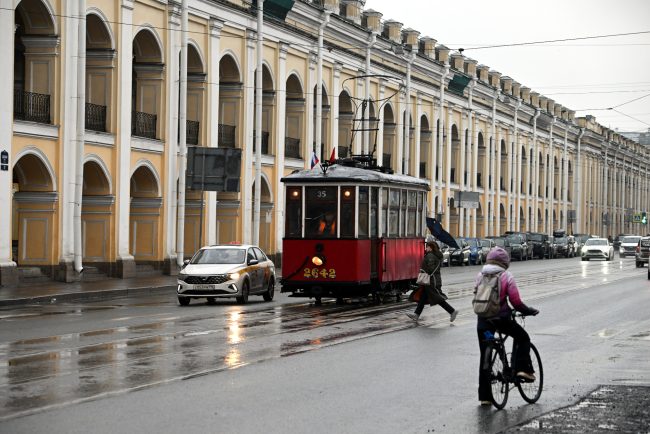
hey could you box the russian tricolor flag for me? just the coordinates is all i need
[310,151,319,169]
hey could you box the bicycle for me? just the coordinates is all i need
[482,312,543,409]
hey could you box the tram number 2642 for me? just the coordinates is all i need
[303,268,337,279]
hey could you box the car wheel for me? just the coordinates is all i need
[636,262,641,268]
[178,296,190,306]
[236,281,250,304]
[582,257,588,261]
[263,278,275,301]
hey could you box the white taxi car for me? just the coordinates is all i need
[177,244,276,305]
[580,238,613,261]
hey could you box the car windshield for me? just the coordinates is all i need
[506,235,522,244]
[528,234,543,241]
[621,236,641,244]
[479,240,492,247]
[191,248,245,264]
[585,239,607,246]
[556,236,567,244]
[492,238,505,246]
[464,239,478,247]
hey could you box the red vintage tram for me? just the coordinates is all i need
[280,158,430,304]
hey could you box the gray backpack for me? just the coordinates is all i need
[472,272,503,317]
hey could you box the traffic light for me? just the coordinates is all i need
[642,212,648,225]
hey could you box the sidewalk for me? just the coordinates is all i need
[0,275,178,307]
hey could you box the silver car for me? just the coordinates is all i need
[581,238,613,261]
[619,236,642,258]
[177,244,276,305]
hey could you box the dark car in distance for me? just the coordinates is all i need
[528,232,551,259]
[459,237,485,265]
[486,236,512,259]
[506,234,527,261]
[504,231,533,260]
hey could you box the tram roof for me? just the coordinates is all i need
[281,164,430,190]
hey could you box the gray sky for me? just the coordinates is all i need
[365,0,650,134]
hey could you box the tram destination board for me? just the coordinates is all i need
[186,146,241,192]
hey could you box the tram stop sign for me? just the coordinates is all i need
[186,146,241,192]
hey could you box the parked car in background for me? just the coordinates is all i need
[613,233,632,251]
[635,236,650,268]
[459,237,484,265]
[177,244,276,305]
[504,231,533,259]
[528,232,551,259]
[554,235,576,258]
[548,235,558,258]
[479,238,496,262]
[437,240,450,267]
[449,238,471,266]
[581,237,614,261]
[573,234,591,250]
[486,236,512,259]
[506,234,527,261]
[619,235,642,258]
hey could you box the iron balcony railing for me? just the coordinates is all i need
[85,102,107,132]
[285,137,301,159]
[253,130,270,154]
[131,111,157,139]
[186,120,200,145]
[14,89,51,124]
[218,124,236,148]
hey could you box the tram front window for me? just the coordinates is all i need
[305,186,338,237]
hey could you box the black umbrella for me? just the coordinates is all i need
[426,217,460,249]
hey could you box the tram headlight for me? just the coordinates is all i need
[311,255,324,266]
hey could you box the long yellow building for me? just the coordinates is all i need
[1,0,648,286]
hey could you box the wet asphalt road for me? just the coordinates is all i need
[1,255,649,433]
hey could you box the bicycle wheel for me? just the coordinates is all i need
[517,342,543,403]
[486,345,509,409]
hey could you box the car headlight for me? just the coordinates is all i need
[228,272,240,280]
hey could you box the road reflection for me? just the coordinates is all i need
[0,258,642,420]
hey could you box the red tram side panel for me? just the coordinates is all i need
[378,237,422,284]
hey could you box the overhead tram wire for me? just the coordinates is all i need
[454,30,650,51]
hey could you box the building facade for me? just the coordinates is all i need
[1,0,649,285]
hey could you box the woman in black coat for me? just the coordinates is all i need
[407,240,458,323]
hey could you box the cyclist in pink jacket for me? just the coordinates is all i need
[475,247,539,406]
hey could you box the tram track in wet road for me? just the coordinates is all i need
[0,256,642,420]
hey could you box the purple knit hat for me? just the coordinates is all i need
[486,247,510,269]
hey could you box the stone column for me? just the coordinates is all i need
[241,34,256,243]
[376,79,385,161]
[206,18,224,245]
[273,43,288,253]
[495,127,502,234]
[306,53,316,160]
[395,95,404,175]
[444,108,452,229]
[330,62,341,158]
[57,0,79,280]
[163,3,181,274]
[116,0,136,277]
[0,4,16,284]
[413,93,422,179]
[472,112,478,237]
[458,111,466,237]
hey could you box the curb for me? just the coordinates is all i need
[0,285,177,307]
